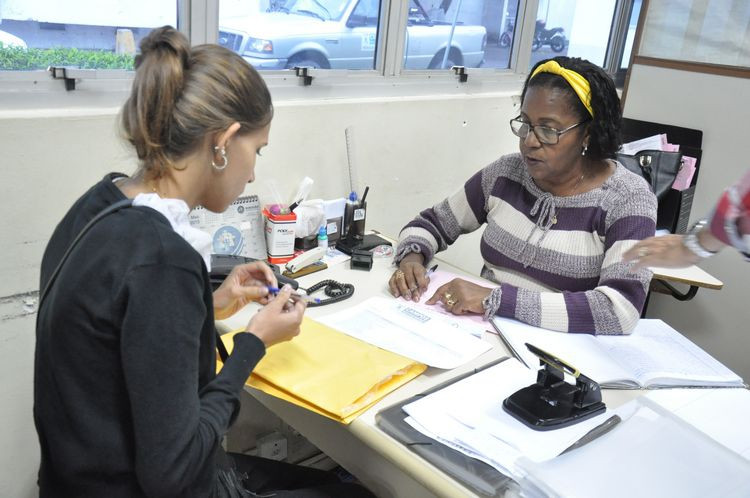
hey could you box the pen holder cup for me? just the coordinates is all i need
[263,207,296,264]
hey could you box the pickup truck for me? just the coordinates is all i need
[219,0,486,70]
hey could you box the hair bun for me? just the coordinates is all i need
[136,25,190,70]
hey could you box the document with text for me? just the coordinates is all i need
[492,317,744,389]
[317,296,492,369]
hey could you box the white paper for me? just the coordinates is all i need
[620,134,664,155]
[646,389,750,460]
[317,297,491,369]
[188,194,266,259]
[517,398,750,498]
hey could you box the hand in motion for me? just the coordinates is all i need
[213,261,277,320]
[247,286,306,348]
[388,253,429,301]
[623,235,702,271]
[426,278,492,315]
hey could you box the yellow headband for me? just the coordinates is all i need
[531,60,594,117]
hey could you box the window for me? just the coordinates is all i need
[0,1,642,98]
[402,0,509,70]
[0,0,178,71]
[529,0,617,69]
[218,0,383,70]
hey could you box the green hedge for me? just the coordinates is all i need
[0,45,134,70]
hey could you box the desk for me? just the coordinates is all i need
[219,255,642,498]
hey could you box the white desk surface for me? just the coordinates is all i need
[220,255,642,498]
[650,264,724,290]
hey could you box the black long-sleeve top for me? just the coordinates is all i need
[34,174,265,497]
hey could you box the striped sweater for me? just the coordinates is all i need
[397,153,657,335]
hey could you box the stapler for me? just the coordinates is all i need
[503,343,605,430]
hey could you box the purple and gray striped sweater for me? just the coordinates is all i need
[396,153,657,335]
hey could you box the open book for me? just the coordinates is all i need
[492,317,744,389]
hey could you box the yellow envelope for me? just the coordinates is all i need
[219,317,427,424]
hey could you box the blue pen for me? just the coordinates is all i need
[266,286,321,304]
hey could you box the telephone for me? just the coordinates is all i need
[209,254,299,291]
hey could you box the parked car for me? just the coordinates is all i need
[219,0,486,70]
[0,30,27,48]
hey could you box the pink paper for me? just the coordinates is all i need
[672,156,697,191]
[408,270,495,329]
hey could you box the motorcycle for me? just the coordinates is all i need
[532,19,567,52]
[497,17,514,48]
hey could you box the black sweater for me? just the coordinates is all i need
[34,174,265,497]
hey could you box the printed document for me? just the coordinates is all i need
[317,296,492,369]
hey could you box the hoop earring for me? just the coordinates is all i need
[581,144,588,156]
[212,146,228,171]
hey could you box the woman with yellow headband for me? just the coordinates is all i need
[389,56,657,335]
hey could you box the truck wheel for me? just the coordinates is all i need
[428,51,460,69]
[286,57,324,69]
[551,36,566,52]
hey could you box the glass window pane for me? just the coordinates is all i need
[0,1,178,71]
[404,0,514,70]
[620,0,643,70]
[638,0,750,67]
[529,0,616,69]
[219,0,382,70]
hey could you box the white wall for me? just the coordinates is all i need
[624,63,750,384]
[0,91,517,496]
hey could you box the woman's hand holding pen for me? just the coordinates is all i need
[213,261,278,320]
[247,285,306,348]
[389,253,433,301]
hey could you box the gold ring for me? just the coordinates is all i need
[445,298,457,307]
[443,292,453,301]
[638,247,649,258]
[395,270,405,279]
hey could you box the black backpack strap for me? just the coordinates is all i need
[39,199,133,308]
[39,198,231,364]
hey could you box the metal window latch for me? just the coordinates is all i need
[452,65,468,83]
[48,66,94,91]
[293,66,313,86]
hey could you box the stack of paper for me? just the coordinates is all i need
[492,317,744,388]
[402,359,615,479]
[220,317,426,424]
[517,396,750,498]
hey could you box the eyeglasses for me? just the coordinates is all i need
[509,117,588,145]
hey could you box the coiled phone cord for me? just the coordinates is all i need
[301,279,354,307]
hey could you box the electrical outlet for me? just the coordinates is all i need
[257,432,287,461]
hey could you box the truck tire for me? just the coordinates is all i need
[428,49,460,70]
[286,54,326,69]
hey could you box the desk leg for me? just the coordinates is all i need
[658,281,700,301]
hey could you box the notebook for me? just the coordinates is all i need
[492,317,744,389]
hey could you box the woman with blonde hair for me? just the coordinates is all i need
[34,26,373,498]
